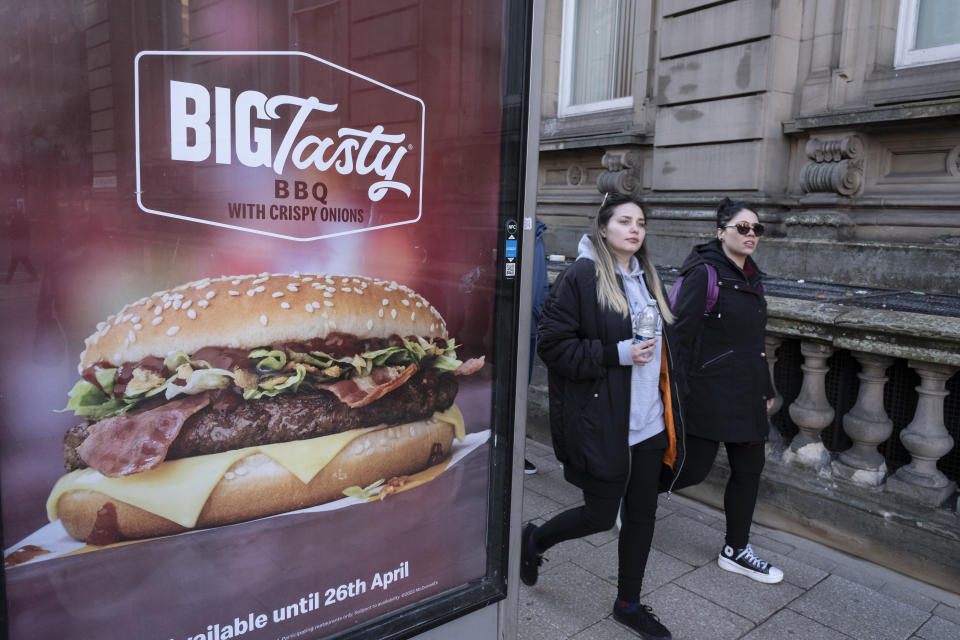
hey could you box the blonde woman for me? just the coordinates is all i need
[521,193,683,640]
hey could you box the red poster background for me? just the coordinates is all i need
[0,2,509,638]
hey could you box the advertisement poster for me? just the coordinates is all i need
[1,1,527,638]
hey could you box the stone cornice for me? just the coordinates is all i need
[766,296,960,366]
[783,98,960,133]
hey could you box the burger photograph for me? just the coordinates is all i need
[46,272,485,545]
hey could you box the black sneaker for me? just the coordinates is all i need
[718,544,784,584]
[523,459,538,475]
[612,601,672,639]
[519,523,545,586]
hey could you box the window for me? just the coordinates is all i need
[895,0,960,68]
[558,0,636,116]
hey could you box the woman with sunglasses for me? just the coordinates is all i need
[521,192,681,640]
[669,197,783,584]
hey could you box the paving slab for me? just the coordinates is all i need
[569,618,635,640]
[523,469,583,507]
[742,531,796,557]
[523,439,561,471]
[740,609,856,640]
[670,503,724,528]
[746,547,829,590]
[571,538,695,596]
[651,512,726,567]
[880,580,939,612]
[782,545,842,573]
[674,562,804,623]
[518,562,617,640]
[522,489,565,522]
[789,575,929,640]
[584,525,619,548]
[536,536,598,579]
[655,495,681,519]
[905,581,960,610]
[915,615,960,640]
[643,583,755,640]
[830,556,897,590]
[933,603,960,626]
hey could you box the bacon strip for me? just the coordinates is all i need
[317,364,418,408]
[453,356,485,376]
[77,394,210,477]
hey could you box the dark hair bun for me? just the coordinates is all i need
[716,197,752,228]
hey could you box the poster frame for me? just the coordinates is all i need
[0,0,534,638]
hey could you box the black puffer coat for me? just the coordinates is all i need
[537,257,683,498]
[670,239,775,442]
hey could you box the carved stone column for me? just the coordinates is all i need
[886,361,958,506]
[597,148,643,196]
[764,334,785,448]
[784,341,834,468]
[832,353,894,486]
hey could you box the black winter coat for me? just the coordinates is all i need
[537,258,683,498]
[670,239,775,442]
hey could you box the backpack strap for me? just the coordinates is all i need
[668,263,720,314]
[703,263,719,313]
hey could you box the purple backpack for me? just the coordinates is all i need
[668,263,719,314]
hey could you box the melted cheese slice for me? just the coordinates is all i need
[47,405,467,529]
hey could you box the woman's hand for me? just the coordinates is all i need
[629,339,657,366]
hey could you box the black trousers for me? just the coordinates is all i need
[671,434,765,549]
[532,439,665,602]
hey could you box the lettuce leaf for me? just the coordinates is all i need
[63,337,465,418]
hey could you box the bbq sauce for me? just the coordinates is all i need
[86,502,120,545]
[191,347,251,372]
[114,355,166,396]
[80,360,113,395]
[4,544,51,568]
[427,442,446,466]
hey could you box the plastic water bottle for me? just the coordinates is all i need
[633,300,659,343]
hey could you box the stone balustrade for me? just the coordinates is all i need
[766,296,960,509]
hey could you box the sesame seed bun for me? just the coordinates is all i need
[79,274,448,371]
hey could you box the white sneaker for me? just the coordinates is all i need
[718,544,784,584]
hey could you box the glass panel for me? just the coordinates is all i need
[570,0,634,106]
[915,0,960,49]
[0,0,529,637]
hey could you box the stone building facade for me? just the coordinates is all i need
[529,0,960,591]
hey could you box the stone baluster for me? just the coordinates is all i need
[764,334,785,448]
[886,361,958,506]
[832,353,894,486]
[784,341,834,468]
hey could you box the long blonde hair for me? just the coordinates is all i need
[591,193,675,324]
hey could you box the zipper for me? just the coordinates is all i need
[663,333,685,498]
[700,349,734,370]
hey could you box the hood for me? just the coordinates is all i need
[679,238,765,278]
[576,234,596,262]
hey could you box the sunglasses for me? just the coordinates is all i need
[723,222,765,237]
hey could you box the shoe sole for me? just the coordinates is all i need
[717,555,784,584]
[519,524,539,586]
[611,609,672,640]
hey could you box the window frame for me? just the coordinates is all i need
[895,0,960,69]
[557,0,634,117]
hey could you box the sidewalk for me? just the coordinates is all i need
[518,439,960,640]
